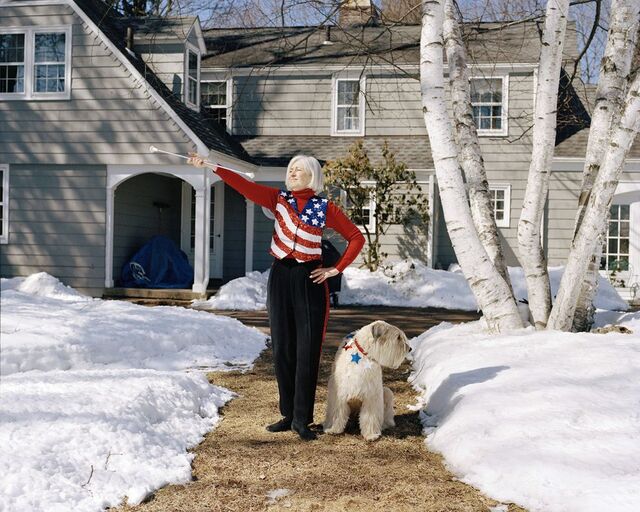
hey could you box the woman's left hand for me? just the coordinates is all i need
[310,266,339,284]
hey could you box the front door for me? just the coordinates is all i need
[181,181,224,279]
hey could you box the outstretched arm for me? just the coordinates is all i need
[215,166,279,211]
[187,154,278,210]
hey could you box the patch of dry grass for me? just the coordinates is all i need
[114,308,527,512]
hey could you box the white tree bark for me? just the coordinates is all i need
[571,0,640,332]
[549,72,640,330]
[517,0,570,329]
[443,0,514,292]
[421,0,523,332]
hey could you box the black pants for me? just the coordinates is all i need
[267,258,328,426]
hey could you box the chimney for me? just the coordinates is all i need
[338,0,379,27]
[126,26,134,51]
[322,25,334,45]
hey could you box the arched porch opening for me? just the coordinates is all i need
[105,165,218,295]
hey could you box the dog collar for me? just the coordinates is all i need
[342,336,368,357]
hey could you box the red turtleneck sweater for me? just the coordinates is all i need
[215,167,365,272]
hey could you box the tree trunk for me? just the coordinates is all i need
[549,72,640,330]
[443,0,514,292]
[517,0,570,329]
[420,0,523,333]
[571,0,640,332]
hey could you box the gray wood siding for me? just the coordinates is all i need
[136,42,185,98]
[228,69,534,139]
[113,173,182,284]
[222,184,246,280]
[0,164,106,296]
[0,3,196,166]
[232,75,331,136]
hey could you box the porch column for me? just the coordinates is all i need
[192,182,211,294]
[245,199,254,274]
[105,186,115,287]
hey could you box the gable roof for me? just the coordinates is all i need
[202,21,580,69]
[69,0,253,164]
[114,15,207,53]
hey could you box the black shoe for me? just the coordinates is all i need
[266,417,292,432]
[291,422,317,441]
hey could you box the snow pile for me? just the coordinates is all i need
[340,261,477,309]
[194,260,629,312]
[0,273,266,512]
[192,270,268,310]
[1,370,234,511]
[409,311,640,512]
[1,271,90,301]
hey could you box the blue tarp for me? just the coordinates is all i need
[120,235,194,288]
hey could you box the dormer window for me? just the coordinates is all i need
[185,44,200,109]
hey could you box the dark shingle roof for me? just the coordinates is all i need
[202,21,580,69]
[555,129,640,158]
[555,82,640,158]
[234,135,434,169]
[113,15,197,40]
[72,0,253,163]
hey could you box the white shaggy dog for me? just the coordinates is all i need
[323,320,411,441]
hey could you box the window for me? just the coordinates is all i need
[470,76,508,135]
[34,32,66,93]
[332,76,365,136]
[340,186,375,232]
[0,164,8,244]
[201,80,230,131]
[0,33,25,94]
[0,27,71,100]
[601,204,630,272]
[185,45,200,108]
[488,184,511,228]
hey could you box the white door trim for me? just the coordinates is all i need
[180,180,225,280]
[213,182,225,279]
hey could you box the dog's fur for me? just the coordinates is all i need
[323,320,410,441]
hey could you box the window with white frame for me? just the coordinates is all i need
[0,33,25,94]
[185,46,200,108]
[340,186,375,232]
[601,204,630,272]
[488,184,511,228]
[201,80,230,130]
[0,27,71,100]
[470,77,507,135]
[0,164,9,244]
[333,76,365,135]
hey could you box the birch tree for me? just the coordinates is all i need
[422,0,640,333]
[549,71,640,330]
[517,0,570,329]
[420,0,524,332]
[443,0,514,291]
[569,0,640,332]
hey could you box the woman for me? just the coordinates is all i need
[187,153,365,441]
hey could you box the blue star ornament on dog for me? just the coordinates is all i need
[351,353,362,364]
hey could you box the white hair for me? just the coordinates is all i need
[286,154,324,194]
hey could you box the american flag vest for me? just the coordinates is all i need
[270,190,329,262]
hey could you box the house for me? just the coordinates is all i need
[1,0,638,303]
